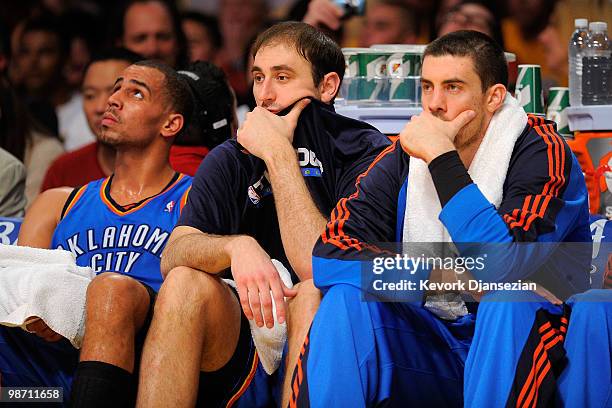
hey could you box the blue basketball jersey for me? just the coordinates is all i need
[51,173,192,291]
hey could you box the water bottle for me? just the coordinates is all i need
[568,18,589,106]
[582,22,611,105]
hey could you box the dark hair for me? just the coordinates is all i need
[85,47,143,74]
[0,77,29,161]
[177,61,235,148]
[180,11,223,50]
[19,16,69,57]
[111,0,189,69]
[251,21,345,86]
[423,30,507,91]
[133,60,194,138]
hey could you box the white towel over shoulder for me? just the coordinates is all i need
[0,244,95,348]
[403,94,527,244]
[402,95,527,319]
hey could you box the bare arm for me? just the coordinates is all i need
[17,187,71,341]
[264,145,327,281]
[237,100,325,281]
[160,225,249,278]
[161,225,297,327]
[18,187,71,248]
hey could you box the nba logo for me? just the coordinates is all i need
[165,201,175,213]
[248,186,260,205]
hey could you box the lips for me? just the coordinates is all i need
[101,111,118,126]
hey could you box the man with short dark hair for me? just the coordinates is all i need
[0,60,193,406]
[288,30,592,406]
[136,21,390,407]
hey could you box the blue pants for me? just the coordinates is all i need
[465,289,612,408]
[293,284,474,407]
[558,289,612,408]
[0,326,77,396]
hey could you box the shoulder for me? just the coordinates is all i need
[194,139,251,177]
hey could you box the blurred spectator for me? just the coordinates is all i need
[360,0,418,46]
[60,10,100,91]
[438,1,504,47]
[114,0,188,69]
[181,11,222,63]
[0,147,26,218]
[171,61,237,174]
[216,0,268,104]
[11,16,95,151]
[41,48,141,191]
[502,0,566,86]
[288,0,345,44]
[0,23,10,75]
[0,77,63,206]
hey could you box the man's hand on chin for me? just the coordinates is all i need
[237,99,311,163]
[399,109,476,163]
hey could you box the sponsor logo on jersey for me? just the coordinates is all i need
[297,148,323,177]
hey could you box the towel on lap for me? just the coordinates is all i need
[223,259,293,375]
[0,244,95,348]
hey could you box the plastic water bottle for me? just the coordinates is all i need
[568,18,589,106]
[582,22,611,105]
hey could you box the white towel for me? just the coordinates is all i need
[0,244,95,348]
[402,95,527,317]
[223,259,293,375]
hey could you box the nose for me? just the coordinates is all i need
[255,77,276,107]
[95,94,108,115]
[106,88,122,110]
[426,87,446,114]
[141,37,160,59]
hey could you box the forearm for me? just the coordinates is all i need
[160,231,253,278]
[265,146,327,281]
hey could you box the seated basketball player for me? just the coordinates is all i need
[135,22,391,407]
[289,31,600,407]
[0,60,193,406]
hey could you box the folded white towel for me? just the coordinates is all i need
[0,244,95,348]
[403,95,527,317]
[223,259,293,375]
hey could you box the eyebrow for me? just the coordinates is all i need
[111,77,152,94]
[251,64,296,73]
[421,77,467,85]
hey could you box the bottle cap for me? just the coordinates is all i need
[575,18,588,28]
[589,22,607,32]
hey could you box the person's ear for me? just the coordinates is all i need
[160,113,184,139]
[318,72,341,103]
[486,84,506,113]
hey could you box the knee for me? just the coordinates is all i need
[568,289,612,319]
[289,279,322,314]
[156,266,225,316]
[85,273,149,323]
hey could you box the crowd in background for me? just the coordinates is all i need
[1,0,611,211]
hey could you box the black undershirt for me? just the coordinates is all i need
[428,150,473,208]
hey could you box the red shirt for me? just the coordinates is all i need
[41,142,105,191]
[41,143,209,192]
[169,145,209,176]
